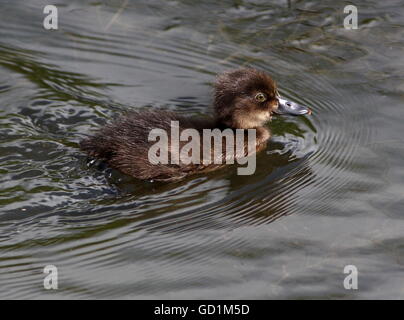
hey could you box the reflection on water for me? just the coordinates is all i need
[0,0,404,299]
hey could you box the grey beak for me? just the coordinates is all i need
[275,97,312,116]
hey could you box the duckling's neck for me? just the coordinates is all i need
[184,116,271,146]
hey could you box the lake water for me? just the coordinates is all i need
[1,0,404,299]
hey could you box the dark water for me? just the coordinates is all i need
[0,0,403,299]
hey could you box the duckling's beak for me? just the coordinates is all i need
[275,97,312,116]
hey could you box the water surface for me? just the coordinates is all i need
[1,0,404,299]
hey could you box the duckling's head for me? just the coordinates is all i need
[214,68,311,129]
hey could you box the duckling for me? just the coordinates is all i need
[80,68,311,181]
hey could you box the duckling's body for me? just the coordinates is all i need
[81,110,230,181]
[80,68,311,181]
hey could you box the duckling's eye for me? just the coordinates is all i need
[255,92,267,103]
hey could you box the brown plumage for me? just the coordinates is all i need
[80,68,309,181]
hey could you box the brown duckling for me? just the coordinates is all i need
[80,68,311,181]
